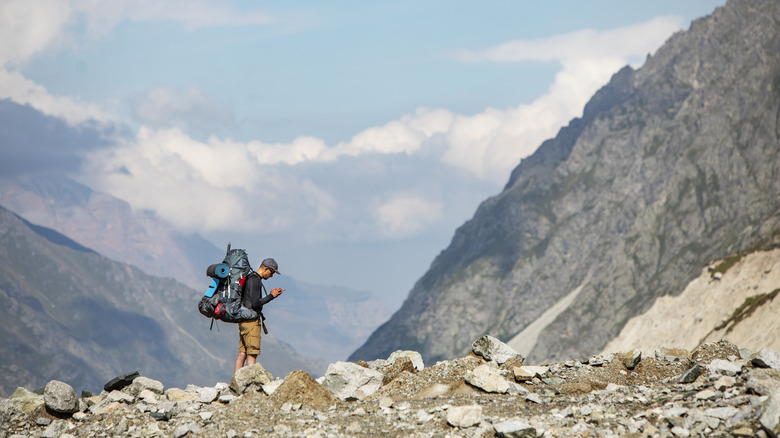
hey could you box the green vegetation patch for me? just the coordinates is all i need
[710,253,744,278]
[714,288,780,334]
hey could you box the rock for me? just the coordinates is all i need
[446,405,482,427]
[165,388,198,402]
[129,376,164,396]
[41,419,74,438]
[704,406,739,420]
[623,349,642,370]
[754,349,780,370]
[262,379,284,395]
[8,387,43,414]
[270,370,338,410]
[106,390,134,403]
[679,364,702,383]
[387,350,425,371]
[713,375,736,391]
[43,380,78,414]
[465,363,510,393]
[321,361,383,400]
[494,419,537,438]
[746,369,780,395]
[382,356,417,384]
[709,359,744,376]
[103,371,139,392]
[472,335,524,364]
[229,363,274,394]
[197,387,219,403]
[759,389,780,438]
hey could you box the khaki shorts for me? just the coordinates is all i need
[238,320,262,355]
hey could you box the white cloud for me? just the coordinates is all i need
[130,86,234,133]
[374,195,443,238]
[0,69,113,125]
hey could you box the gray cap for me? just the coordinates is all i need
[261,258,281,275]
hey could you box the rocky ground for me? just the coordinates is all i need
[2,337,780,438]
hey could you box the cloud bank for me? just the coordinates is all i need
[0,4,686,244]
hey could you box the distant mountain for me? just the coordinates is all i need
[0,206,323,397]
[352,0,780,365]
[0,174,215,291]
[0,171,389,366]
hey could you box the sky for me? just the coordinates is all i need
[0,0,726,312]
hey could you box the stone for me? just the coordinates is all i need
[472,335,524,365]
[321,361,383,400]
[165,388,198,402]
[679,364,702,383]
[759,389,780,438]
[704,406,739,420]
[465,363,510,393]
[129,376,164,396]
[494,419,537,438]
[387,350,425,371]
[197,387,218,403]
[103,371,139,392]
[41,419,74,438]
[709,359,744,376]
[754,349,780,370]
[262,379,284,395]
[623,349,642,370]
[446,404,482,427]
[229,363,274,394]
[8,387,43,414]
[713,375,736,391]
[106,390,133,403]
[43,380,78,414]
[382,356,417,384]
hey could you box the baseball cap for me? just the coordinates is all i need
[261,258,281,275]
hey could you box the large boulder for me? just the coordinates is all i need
[43,380,78,414]
[270,370,338,410]
[472,335,524,365]
[230,363,274,394]
[321,361,383,400]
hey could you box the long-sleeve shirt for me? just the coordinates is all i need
[241,273,276,314]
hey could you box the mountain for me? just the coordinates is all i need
[351,0,780,365]
[0,170,389,366]
[603,248,780,355]
[0,174,215,291]
[0,206,322,397]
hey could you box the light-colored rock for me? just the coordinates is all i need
[165,388,198,402]
[709,359,744,376]
[130,376,164,396]
[465,363,510,393]
[41,419,74,438]
[43,380,78,414]
[494,419,537,437]
[321,361,383,400]
[230,363,274,394]
[387,350,425,371]
[446,404,482,427]
[197,387,219,403]
[472,335,523,365]
[262,379,284,395]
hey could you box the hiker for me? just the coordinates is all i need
[235,258,284,371]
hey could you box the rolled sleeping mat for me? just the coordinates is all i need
[206,263,230,278]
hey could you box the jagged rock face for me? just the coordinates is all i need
[351,0,780,365]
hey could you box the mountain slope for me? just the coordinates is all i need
[602,248,780,355]
[352,0,780,365]
[0,206,321,397]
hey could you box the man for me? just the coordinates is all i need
[235,257,284,371]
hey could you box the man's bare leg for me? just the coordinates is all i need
[235,352,247,372]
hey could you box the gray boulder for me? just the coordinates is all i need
[230,363,274,394]
[494,419,537,438]
[129,376,164,396]
[321,361,383,400]
[43,380,78,414]
[472,335,524,365]
[465,363,510,393]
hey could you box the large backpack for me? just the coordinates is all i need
[198,243,259,324]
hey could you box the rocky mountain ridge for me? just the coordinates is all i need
[0,206,321,397]
[3,337,780,437]
[352,0,780,365]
